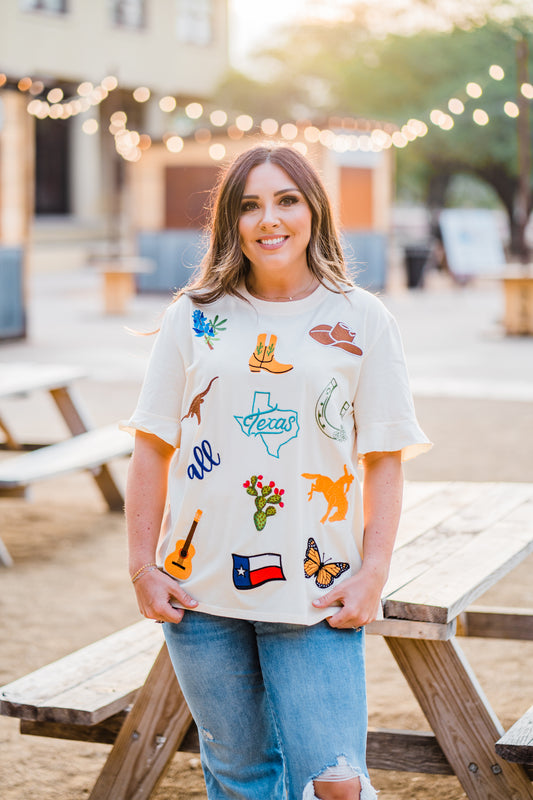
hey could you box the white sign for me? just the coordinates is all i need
[439,209,506,276]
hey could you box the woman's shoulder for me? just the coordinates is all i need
[333,283,392,320]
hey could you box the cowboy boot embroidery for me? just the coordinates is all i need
[249,333,293,374]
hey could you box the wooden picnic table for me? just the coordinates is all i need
[2,480,533,799]
[0,362,132,565]
[0,362,90,448]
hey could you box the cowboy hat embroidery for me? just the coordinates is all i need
[308,322,363,356]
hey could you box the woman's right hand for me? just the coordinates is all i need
[133,568,198,624]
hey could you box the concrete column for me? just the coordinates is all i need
[0,90,33,245]
[69,109,101,223]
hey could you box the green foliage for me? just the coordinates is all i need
[218,3,533,250]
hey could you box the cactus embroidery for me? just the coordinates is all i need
[192,309,227,350]
[243,474,285,531]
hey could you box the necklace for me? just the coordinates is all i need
[246,274,318,302]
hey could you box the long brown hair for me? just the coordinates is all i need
[175,144,353,305]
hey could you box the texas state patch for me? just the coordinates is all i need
[234,390,299,458]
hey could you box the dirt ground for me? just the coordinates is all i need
[1,269,533,799]
[1,386,532,800]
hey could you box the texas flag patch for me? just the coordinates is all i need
[232,552,286,590]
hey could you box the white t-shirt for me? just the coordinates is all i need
[124,282,431,625]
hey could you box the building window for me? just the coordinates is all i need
[176,0,212,46]
[20,0,68,12]
[110,0,145,29]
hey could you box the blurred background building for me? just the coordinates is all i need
[0,0,229,336]
[3,0,530,340]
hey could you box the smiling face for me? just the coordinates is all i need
[238,161,313,282]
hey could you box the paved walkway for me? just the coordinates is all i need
[1,268,531,402]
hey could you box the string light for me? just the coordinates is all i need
[303,125,321,143]
[210,109,227,126]
[102,75,118,90]
[185,102,203,119]
[77,81,93,97]
[261,118,279,135]
[319,129,335,147]
[473,108,489,125]
[227,124,244,140]
[138,134,152,150]
[17,77,32,91]
[391,131,408,148]
[489,64,505,80]
[504,101,520,118]
[47,87,63,103]
[280,122,298,139]
[5,60,533,163]
[466,82,483,98]
[133,86,151,102]
[209,143,226,160]
[82,119,99,135]
[235,114,253,131]
[448,98,465,114]
[293,141,308,155]
[159,95,177,112]
[165,135,184,153]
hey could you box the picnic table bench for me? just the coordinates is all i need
[0,423,132,503]
[496,706,533,766]
[1,480,533,799]
[0,363,133,565]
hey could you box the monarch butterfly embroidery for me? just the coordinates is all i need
[303,537,350,589]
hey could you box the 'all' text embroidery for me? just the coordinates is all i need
[187,439,221,480]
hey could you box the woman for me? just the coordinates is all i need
[124,145,431,800]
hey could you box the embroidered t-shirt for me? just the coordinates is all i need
[124,282,431,625]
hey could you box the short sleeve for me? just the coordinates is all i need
[120,303,186,448]
[354,309,432,462]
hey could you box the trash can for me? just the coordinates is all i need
[404,245,430,289]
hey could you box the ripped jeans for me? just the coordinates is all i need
[164,612,377,800]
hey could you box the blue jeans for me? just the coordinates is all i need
[164,612,377,800]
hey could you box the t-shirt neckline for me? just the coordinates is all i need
[238,281,330,315]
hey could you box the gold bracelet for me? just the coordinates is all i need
[130,562,157,583]
[132,566,158,584]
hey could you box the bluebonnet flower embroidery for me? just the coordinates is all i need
[192,309,227,350]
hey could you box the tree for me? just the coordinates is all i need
[218,3,533,257]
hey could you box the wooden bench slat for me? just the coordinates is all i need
[0,621,163,724]
[0,424,132,488]
[457,606,533,640]
[496,706,533,764]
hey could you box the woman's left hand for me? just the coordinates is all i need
[311,568,385,629]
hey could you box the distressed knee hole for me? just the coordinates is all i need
[302,756,379,800]
[199,726,214,741]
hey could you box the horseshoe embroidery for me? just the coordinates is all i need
[315,378,351,441]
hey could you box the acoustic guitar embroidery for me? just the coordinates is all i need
[301,465,354,523]
[181,377,218,424]
[164,509,203,580]
[315,378,351,441]
[304,537,350,589]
